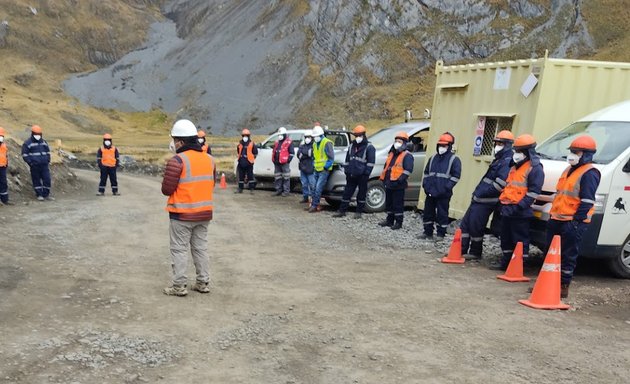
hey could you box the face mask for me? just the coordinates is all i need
[567,153,581,166]
[494,145,504,155]
[242,136,249,142]
[437,146,447,155]
[197,138,205,144]
[104,140,112,146]
[169,139,176,153]
[513,152,526,163]
[314,136,322,143]
[304,138,312,144]
[278,135,284,140]
[393,142,403,150]
[33,135,42,141]
[0,136,4,143]
[355,136,364,144]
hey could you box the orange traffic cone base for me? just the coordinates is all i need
[497,242,529,282]
[441,256,465,264]
[440,228,465,264]
[497,274,530,282]
[518,299,569,310]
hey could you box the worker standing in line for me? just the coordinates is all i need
[378,132,414,230]
[419,132,461,240]
[307,124,334,212]
[0,127,11,205]
[297,130,315,204]
[272,127,294,197]
[489,134,544,270]
[162,119,216,297]
[333,125,375,219]
[543,135,600,298]
[197,130,212,155]
[461,130,514,260]
[21,125,53,201]
[96,133,120,196]
[236,128,258,193]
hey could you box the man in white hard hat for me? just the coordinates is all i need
[162,119,216,297]
[307,124,334,213]
[272,126,295,197]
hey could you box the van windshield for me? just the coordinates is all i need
[537,121,630,164]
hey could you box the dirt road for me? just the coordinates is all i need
[1,170,629,383]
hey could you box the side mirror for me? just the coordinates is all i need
[406,142,414,152]
[623,158,630,173]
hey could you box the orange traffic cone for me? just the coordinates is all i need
[497,242,530,282]
[219,173,227,189]
[519,235,569,310]
[441,228,465,264]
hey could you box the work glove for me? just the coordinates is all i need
[325,160,333,169]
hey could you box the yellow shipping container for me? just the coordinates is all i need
[418,53,630,219]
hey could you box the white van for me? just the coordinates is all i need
[531,100,630,278]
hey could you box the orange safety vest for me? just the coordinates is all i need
[101,146,117,167]
[166,150,215,214]
[550,164,596,222]
[499,161,532,205]
[380,151,411,181]
[237,142,256,163]
[0,144,7,167]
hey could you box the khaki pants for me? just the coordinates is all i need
[169,219,210,286]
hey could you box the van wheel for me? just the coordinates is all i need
[365,180,386,213]
[607,234,630,279]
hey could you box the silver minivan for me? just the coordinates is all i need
[323,121,431,212]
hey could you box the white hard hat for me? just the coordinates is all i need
[171,119,197,137]
[304,130,313,137]
[278,127,287,135]
[312,126,324,136]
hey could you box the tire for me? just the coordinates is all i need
[607,234,630,279]
[365,180,386,213]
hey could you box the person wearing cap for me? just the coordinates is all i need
[333,125,375,219]
[543,135,600,298]
[236,128,258,193]
[419,132,461,240]
[21,125,53,201]
[307,124,335,212]
[162,119,216,297]
[0,127,11,205]
[297,130,315,204]
[96,133,120,196]
[272,127,295,197]
[197,130,212,155]
[378,132,414,230]
[489,134,544,271]
[461,130,514,260]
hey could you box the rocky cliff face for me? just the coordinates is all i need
[63,0,594,134]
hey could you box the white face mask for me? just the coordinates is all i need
[197,138,205,144]
[314,136,322,143]
[0,136,4,143]
[567,153,581,166]
[355,136,364,144]
[278,135,284,141]
[304,137,312,144]
[494,145,504,155]
[104,140,112,146]
[33,135,42,141]
[393,142,403,150]
[437,146,447,155]
[513,152,526,163]
[169,139,176,153]
[242,136,249,142]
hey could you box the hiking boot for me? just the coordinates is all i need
[234,189,243,194]
[391,222,403,230]
[272,191,282,196]
[308,206,319,213]
[281,192,290,197]
[96,192,105,196]
[44,196,55,201]
[560,284,570,298]
[299,197,309,204]
[112,192,120,196]
[192,282,210,293]
[353,212,362,219]
[488,262,506,271]
[463,254,482,261]
[332,211,346,218]
[1,201,14,206]
[37,196,45,201]
[416,233,433,240]
[378,219,393,227]
[163,285,188,296]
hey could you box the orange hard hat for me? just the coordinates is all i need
[437,132,454,145]
[197,130,206,138]
[513,134,536,150]
[494,130,514,143]
[31,125,42,134]
[352,125,366,135]
[0,127,5,136]
[241,128,251,136]
[569,135,597,152]
[395,131,409,141]
[103,133,112,140]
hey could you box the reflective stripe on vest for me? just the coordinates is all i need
[344,142,369,165]
[499,161,532,205]
[100,147,117,167]
[166,151,215,213]
[273,139,292,164]
[238,142,256,163]
[313,137,333,171]
[0,144,7,167]
[380,151,411,181]
[550,164,595,222]
[426,155,458,182]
